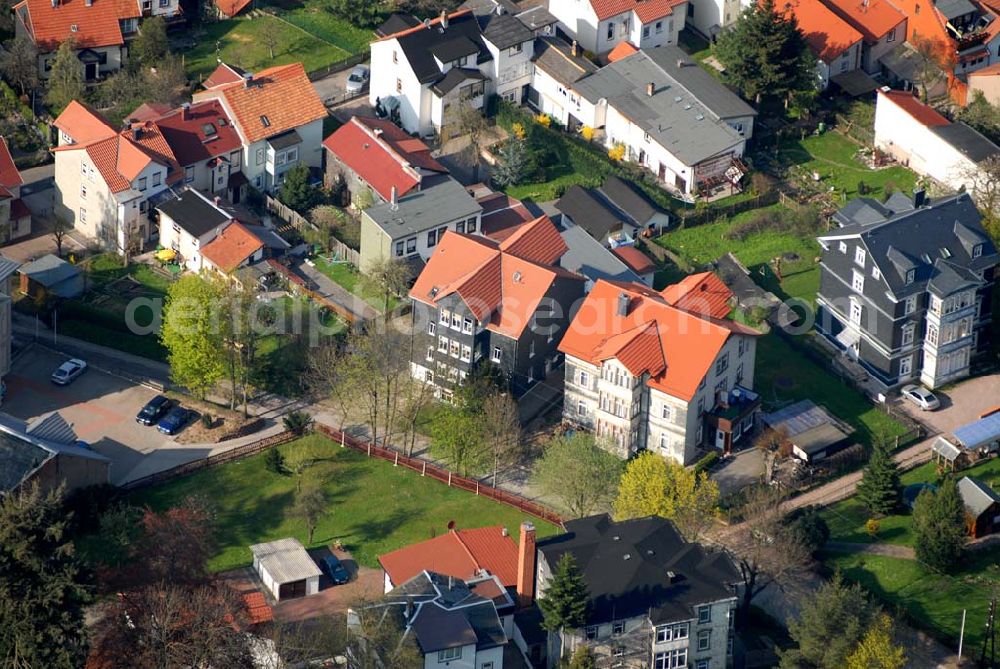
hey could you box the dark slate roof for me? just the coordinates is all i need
[559,225,643,285]
[156,189,233,238]
[929,122,1000,165]
[537,515,739,626]
[820,193,999,297]
[599,175,660,226]
[395,13,493,85]
[958,476,1000,517]
[480,12,533,49]
[927,258,985,295]
[0,433,49,492]
[936,0,977,20]
[556,185,629,241]
[432,67,488,96]
[377,13,421,37]
[532,36,598,86]
[266,129,302,150]
[0,411,105,493]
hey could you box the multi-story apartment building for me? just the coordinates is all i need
[14,0,182,80]
[559,276,760,465]
[817,191,998,390]
[0,137,31,244]
[193,62,327,194]
[548,0,687,55]
[368,9,535,138]
[408,218,586,398]
[536,514,739,669]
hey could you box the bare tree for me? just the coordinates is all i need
[911,34,950,102]
[259,17,281,60]
[961,155,1000,243]
[395,375,436,457]
[755,426,791,485]
[454,92,490,181]
[293,480,328,545]
[727,486,810,616]
[0,35,39,96]
[360,256,412,322]
[480,391,521,488]
[52,217,71,257]
[345,597,423,669]
[342,327,412,447]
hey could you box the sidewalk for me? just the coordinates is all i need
[293,258,378,322]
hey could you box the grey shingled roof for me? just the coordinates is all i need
[573,49,747,165]
[532,36,598,87]
[555,185,628,241]
[394,13,493,85]
[559,225,643,285]
[250,538,322,584]
[935,0,977,20]
[599,175,659,225]
[432,67,488,96]
[642,46,756,120]
[156,189,232,239]
[480,12,533,49]
[365,175,481,239]
[537,515,739,625]
[929,122,1000,165]
[958,477,1000,517]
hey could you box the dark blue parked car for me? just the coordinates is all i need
[320,555,349,585]
[137,395,172,425]
[156,406,195,435]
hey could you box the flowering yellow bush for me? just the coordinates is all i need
[607,142,626,162]
[534,113,552,127]
[580,125,594,141]
[511,122,527,139]
[865,518,880,537]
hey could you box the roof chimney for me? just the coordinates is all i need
[440,9,448,29]
[571,40,579,57]
[516,522,536,607]
[646,82,655,97]
[243,72,253,88]
[84,0,92,7]
[180,101,190,121]
[617,291,629,316]
[913,187,927,208]
[390,185,398,210]
[131,125,142,141]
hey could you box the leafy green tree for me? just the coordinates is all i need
[278,163,319,213]
[293,481,328,545]
[161,274,226,399]
[855,439,902,516]
[430,406,485,476]
[780,572,879,669]
[131,17,168,68]
[492,137,529,187]
[539,553,590,659]
[912,477,968,571]
[0,483,90,668]
[46,38,84,114]
[613,451,719,540]
[532,432,622,518]
[846,614,906,669]
[959,91,1000,144]
[0,36,39,96]
[329,0,386,28]
[715,0,817,105]
[566,644,597,669]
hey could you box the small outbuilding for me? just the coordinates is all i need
[250,538,322,601]
[18,254,83,300]
[958,476,1000,539]
[763,399,855,463]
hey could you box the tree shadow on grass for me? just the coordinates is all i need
[347,508,412,549]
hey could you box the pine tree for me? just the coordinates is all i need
[0,483,90,668]
[855,440,902,516]
[714,0,817,105]
[46,38,85,114]
[912,477,968,571]
[538,553,590,633]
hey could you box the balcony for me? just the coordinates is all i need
[608,230,635,249]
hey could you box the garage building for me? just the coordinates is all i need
[763,399,855,463]
[250,537,321,601]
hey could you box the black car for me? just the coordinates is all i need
[136,395,172,426]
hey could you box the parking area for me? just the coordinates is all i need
[3,347,208,484]
[898,373,1000,436]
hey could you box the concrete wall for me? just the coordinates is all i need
[28,452,110,495]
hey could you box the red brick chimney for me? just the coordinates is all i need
[516,521,536,606]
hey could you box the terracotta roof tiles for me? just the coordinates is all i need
[378,526,519,587]
[201,222,263,272]
[590,0,684,23]
[0,138,23,191]
[15,0,139,50]
[611,245,655,274]
[607,40,639,62]
[878,88,950,126]
[660,271,733,319]
[820,0,906,42]
[497,214,568,265]
[53,100,116,145]
[784,0,863,63]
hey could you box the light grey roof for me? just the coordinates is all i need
[573,49,746,165]
[0,410,104,492]
[243,224,290,251]
[480,12,533,49]
[642,46,756,119]
[250,537,322,584]
[958,476,1000,517]
[19,254,83,298]
[764,399,855,443]
[953,411,1000,449]
[559,225,643,285]
[532,36,598,87]
[365,175,482,239]
[516,4,557,29]
[0,256,21,285]
[936,0,977,20]
[931,437,962,462]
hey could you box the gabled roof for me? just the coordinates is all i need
[53,100,117,145]
[599,175,660,225]
[559,279,758,401]
[141,100,242,168]
[378,526,519,587]
[784,0,863,62]
[128,102,172,122]
[78,122,182,194]
[537,515,739,625]
[0,137,23,191]
[324,116,447,201]
[156,188,233,238]
[0,410,103,493]
[213,0,252,17]
[958,476,1000,517]
[14,0,139,51]
[200,222,264,272]
[202,62,247,89]
[591,0,685,22]
[497,214,568,265]
[607,40,639,62]
[878,88,950,127]
[661,271,733,318]
[821,0,906,42]
[249,537,322,584]
[196,62,327,144]
[377,12,421,36]
[19,254,83,297]
[377,10,493,85]
[559,225,644,285]
[410,230,584,339]
[532,36,599,87]
[612,245,656,275]
[479,11,533,49]
[364,174,482,238]
[556,185,629,241]
[478,191,535,241]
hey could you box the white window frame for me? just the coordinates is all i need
[902,322,915,346]
[904,294,917,315]
[437,647,461,662]
[851,269,865,293]
[698,605,711,624]
[899,354,913,377]
[492,347,502,362]
[698,629,711,651]
[838,241,847,253]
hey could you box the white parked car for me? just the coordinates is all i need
[901,384,940,411]
[345,65,370,94]
[51,358,87,386]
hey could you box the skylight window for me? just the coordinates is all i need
[202,123,217,137]
[260,115,271,128]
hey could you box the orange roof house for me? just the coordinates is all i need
[820,0,907,44]
[784,0,863,65]
[200,222,264,273]
[660,270,734,319]
[53,100,116,145]
[0,136,30,238]
[607,40,639,62]
[13,0,139,52]
[611,246,656,276]
[213,0,252,18]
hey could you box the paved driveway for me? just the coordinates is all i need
[897,373,1000,436]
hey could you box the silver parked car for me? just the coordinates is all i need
[51,358,88,386]
[901,384,940,411]
[345,65,370,94]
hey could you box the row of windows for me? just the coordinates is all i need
[437,309,475,333]
[434,336,473,362]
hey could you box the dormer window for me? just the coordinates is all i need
[838,241,847,254]
[973,243,983,258]
[905,269,915,284]
[855,246,866,267]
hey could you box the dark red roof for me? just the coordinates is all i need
[479,192,535,241]
[879,89,950,127]
[612,245,655,274]
[147,101,242,168]
[0,137,23,191]
[323,116,446,201]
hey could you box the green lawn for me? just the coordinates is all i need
[126,433,559,572]
[755,334,907,447]
[279,6,374,53]
[312,257,399,311]
[185,15,350,80]
[778,132,917,201]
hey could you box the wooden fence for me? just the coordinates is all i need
[315,424,565,527]
[264,195,361,268]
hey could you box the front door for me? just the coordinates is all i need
[84,63,97,80]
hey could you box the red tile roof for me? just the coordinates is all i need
[145,100,242,167]
[410,230,584,338]
[375,8,471,41]
[611,245,655,274]
[497,215,568,265]
[607,40,639,62]
[53,100,116,145]
[378,526,519,587]
[590,0,684,23]
[323,116,446,201]
[197,62,327,144]
[242,592,273,625]
[878,88,950,127]
[128,102,173,123]
[15,0,139,50]
[214,0,251,17]
[479,192,535,241]
[77,122,183,194]
[660,271,733,319]
[820,0,906,42]
[784,0,863,62]
[0,137,23,191]
[201,222,263,272]
[559,279,758,401]
[203,62,246,90]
